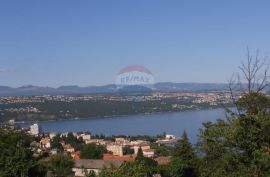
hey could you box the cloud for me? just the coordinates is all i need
[0,68,16,72]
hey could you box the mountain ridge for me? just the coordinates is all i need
[0,82,229,96]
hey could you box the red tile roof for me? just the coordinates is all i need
[103,153,135,162]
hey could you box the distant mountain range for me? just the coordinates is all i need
[0,83,228,96]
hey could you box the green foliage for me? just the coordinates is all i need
[170,131,198,177]
[47,154,73,177]
[237,92,270,114]
[151,143,173,157]
[80,144,107,159]
[0,97,230,122]
[51,134,63,151]
[197,113,270,177]
[135,147,144,162]
[156,164,171,177]
[0,129,45,177]
[123,146,134,155]
[99,146,158,177]
[98,161,154,177]
[63,132,84,150]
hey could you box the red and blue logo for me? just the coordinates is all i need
[116,64,155,87]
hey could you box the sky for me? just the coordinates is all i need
[0,0,270,87]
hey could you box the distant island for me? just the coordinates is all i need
[0,91,233,122]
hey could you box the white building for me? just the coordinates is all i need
[106,144,123,156]
[30,124,40,136]
[72,160,123,177]
[165,134,176,140]
[81,134,91,141]
[49,133,57,139]
[142,149,155,158]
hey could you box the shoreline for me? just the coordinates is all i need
[14,107,230,124]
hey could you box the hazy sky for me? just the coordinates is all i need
[1,0,270,87]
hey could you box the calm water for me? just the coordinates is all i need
[18,108,227,142]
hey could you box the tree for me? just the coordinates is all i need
[51,134,63,151]
[99,161,153,177]
[47,154,73,177]
[0,129,46,177]
[170,131,198,177]
[123,146,134,155]
[197,112,270,177]
[63,132,83,151]
[237,92,269,114]
[80,144,107,159]
[135,147,144,162]
[229,48,270,114]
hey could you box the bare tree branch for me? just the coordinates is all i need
[228,48,270,114]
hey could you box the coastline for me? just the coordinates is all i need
[14,106,230,124]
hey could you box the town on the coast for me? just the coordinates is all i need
[1,121,178,177]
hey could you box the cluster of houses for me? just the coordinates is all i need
[27,124,174,177]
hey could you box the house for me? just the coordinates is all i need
[64,144,75,153]
[142,149,155,158]
[132,144,151,154]
[30,124,40,136]
[72,159,123,177]
[106,143,123,156]
[81,134,91,141]
[165,134,176,140]
[40,137,51,149]
[85,139,106,145]
[103,153,135,162]
[131,144,155,158]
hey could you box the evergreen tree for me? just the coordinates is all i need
[170,131,198,177]
[136,147,144,162]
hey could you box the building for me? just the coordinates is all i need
[71,151,81,160]
[106,144,123,156]
[81,134,91,141]
[132,145,155,158]
[165,134,176,140]
[103,153,135,162]
[40,137,51,149]
[30,124,40,136]
[72,160,123,177]
[132,144,151,154]
[142,149,155,158]
[85,139,106,145]
[64,144,75,153]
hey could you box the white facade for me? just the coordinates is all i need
[82,134,91,141]
[72,168,99,177]
[166,134,176,140]
[106,144,123,156]
[30,124,40,136]
[143,149,155,158]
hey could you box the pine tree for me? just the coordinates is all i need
[136,147,144,162]
[170,131,198,177]
[173,131,195,160]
